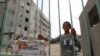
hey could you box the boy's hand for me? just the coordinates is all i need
[70,28,76,35]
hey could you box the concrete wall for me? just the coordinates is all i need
[90,23,100,56]
[79,0,100,56]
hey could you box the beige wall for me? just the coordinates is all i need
[90,23,100,56]
[79,0,100,56]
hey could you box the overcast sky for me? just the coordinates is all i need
[33,0,88,38]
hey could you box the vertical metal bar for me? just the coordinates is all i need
[58,0,61,35]
[27,0,32,38]
[72,37,76,56]
[68,0,76,56]
[69,0,73,27]
[81,0,92,56]
[0,0,7,53]
[20,0,26,37]
[34,0,38,38]
[40,0,44,34]
[57,0,62,56]
[5,0,16,54]
[48,0,51,56]
[14,0,20,37]
[0,0,7,56]
[20,0,23,38]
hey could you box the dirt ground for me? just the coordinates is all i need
[45,44,83,56]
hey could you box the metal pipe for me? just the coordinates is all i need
[48,0,51,56]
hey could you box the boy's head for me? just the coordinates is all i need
[63,21,71,31]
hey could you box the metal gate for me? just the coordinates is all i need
[1,0,100,56]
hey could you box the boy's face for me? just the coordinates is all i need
[63,22,71,31]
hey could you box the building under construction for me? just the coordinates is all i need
[0,0,50,55]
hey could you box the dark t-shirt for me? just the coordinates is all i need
[57,35,73,46]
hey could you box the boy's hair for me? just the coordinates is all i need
[63,21,71,28]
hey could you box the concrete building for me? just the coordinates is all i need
[0,0,35,45]
[79,0,100,56]
[34,11,50,39]
[0,0,50,54]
